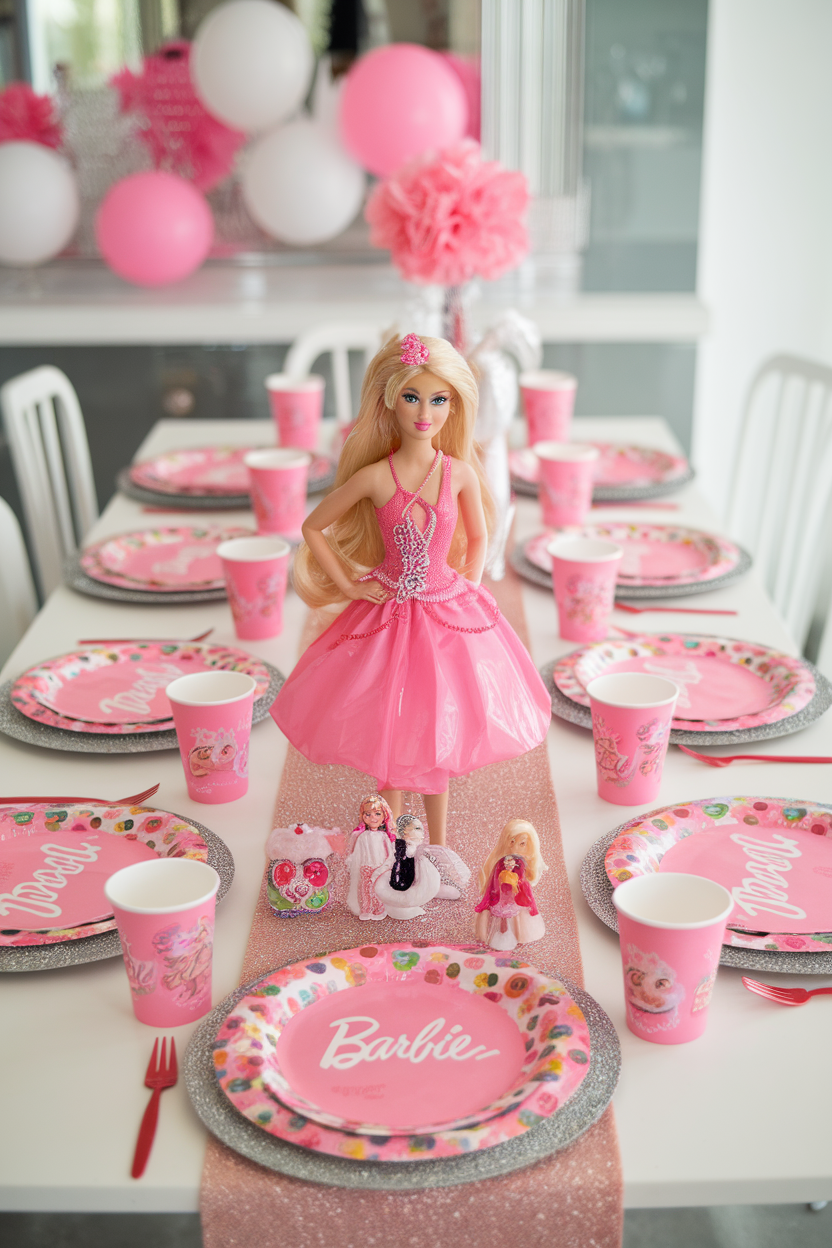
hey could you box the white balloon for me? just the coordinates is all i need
[191,0,314,133]
[241,118,366,245]
[0,142,80,266]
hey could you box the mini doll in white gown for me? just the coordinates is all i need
[346,793,396,920]
[372,815,441,920]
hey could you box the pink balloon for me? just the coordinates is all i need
[339,44,468,178]
[95,171,214,287]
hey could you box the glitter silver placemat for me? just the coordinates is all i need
[510,544,753,598]
[540,658,832,746]
[0,815,234,973]
[184,971,620,1190]
[117,462,336,509]
[512,464,696,502]
[0,663,284,755]
[580,820,832,975]
[64,556,229,605]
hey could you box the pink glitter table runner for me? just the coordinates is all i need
[200,565,623,1248]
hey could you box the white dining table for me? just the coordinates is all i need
[1,415,830,1215]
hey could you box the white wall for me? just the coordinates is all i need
[693,0,832,516]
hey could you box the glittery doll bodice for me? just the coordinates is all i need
[369,451,461,603]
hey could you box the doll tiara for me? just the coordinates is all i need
[400,333,430,366]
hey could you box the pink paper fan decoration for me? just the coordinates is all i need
[365,139,529,286]
[111,41,245,192]
[0,83,63,149]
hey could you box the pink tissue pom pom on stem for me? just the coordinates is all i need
[365,139,529,286]
[0,83,63,149]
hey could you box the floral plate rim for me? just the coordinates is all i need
[80,525,253,593]
[553,633,817,733]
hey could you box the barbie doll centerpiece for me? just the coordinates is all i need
[475,819,548,951]
[266,822,342,917]
[372,815,442,920]
[214,941,592,1141]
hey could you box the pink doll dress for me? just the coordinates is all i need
[271,450,551,793]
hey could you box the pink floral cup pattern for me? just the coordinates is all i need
[520,370,577,446]
[548,536,622,643]
[266,374,325,451]
[166,671,257,804]
[218,536,291,640]
[587,673,678,806]
[534,442,599,528]
[244,449,311,539]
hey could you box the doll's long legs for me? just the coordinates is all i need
[379,787,448,845]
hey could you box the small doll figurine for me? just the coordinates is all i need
[371,814,441,920]
[346,793,396,920]
[270,334,551,851]
[266,822,342,917]
[475,818,547,951]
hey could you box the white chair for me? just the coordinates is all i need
[283,322,385,432]
[0,496,38,669]
[726,354,832,660]
[0,365,98,597]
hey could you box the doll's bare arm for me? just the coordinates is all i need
[455,461,488,583]
[301,464,390,602]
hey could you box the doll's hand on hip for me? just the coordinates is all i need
[347,579,390,605]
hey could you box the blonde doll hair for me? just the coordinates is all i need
[478,819,547,893]
[293,334,495,608]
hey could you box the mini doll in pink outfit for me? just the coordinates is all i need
[271,334,551,866]
[475,818,548,950]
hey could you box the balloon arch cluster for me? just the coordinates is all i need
[0,0,486,287]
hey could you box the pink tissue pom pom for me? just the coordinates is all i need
[0,83,63,149]
[365,139,529,286]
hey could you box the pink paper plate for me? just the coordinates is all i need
[510,443,690,490]
[80,526,252,592]
[524,524,742,588]
[12,643,272,735]
[129,447,333,498]
[0,801,211,946]
[604,797,832,953]
[215,942,592,1162]
[553,634,816,732]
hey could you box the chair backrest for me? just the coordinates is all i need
[0,365,98,598]
[0,495,38,669]
[283,322,385,429]
[726,353,832,651]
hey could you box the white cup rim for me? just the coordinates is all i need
[244,449,312,470]
[587,673,679,709]
[612,872,734,929]
[265,373,325,393]
[217,536,290,562]
[166,671,257,707]
[547,537,623,563]
[104,858,220,915]
[519,370,578,391]
[533,441,599,463]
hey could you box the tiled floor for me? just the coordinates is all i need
[0,1205,829,1247]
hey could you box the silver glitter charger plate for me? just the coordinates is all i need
[540,658,832,746]
[0,662,284,754]
[512,463,696,502]
[64,555,229,605]
[183,969,620,1190]
[580,819,832,975]
[0,814,234,973]
[509,543,753,598]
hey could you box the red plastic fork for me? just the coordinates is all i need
[678,744,832,767]
[131,1037,178,1179]
[742,977,832,1006]
[615,602,738,615]
[0,784,160,805]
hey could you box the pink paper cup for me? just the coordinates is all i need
[104,858,220,1027]
[166,670,256,805]
[612,873,733,1045]
[534,441,599,527]
[548,536,622,642]
[520,370,577,445]
[586,673,678,806]
[265,373,325,451]
[218,535,291,641]
[244,448,311,540]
